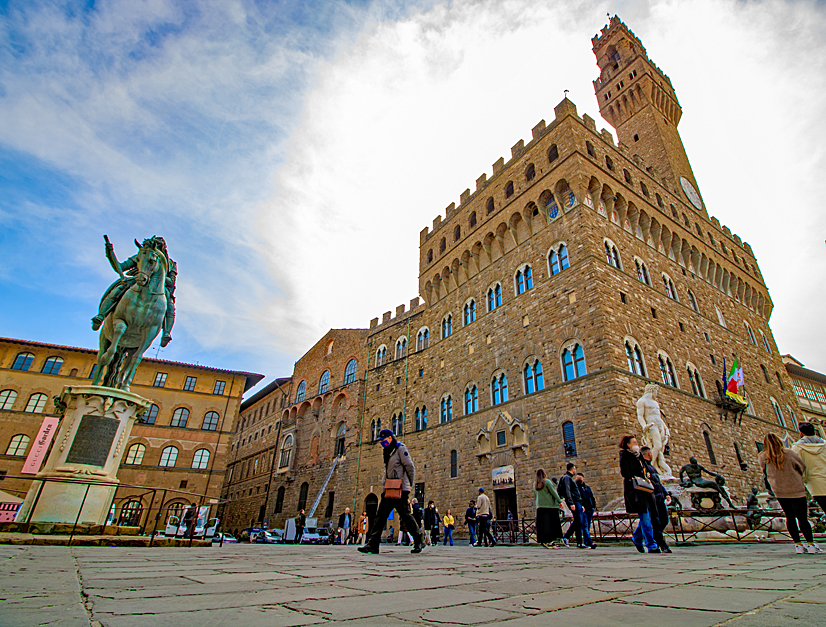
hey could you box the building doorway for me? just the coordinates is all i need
[494,488,517,521]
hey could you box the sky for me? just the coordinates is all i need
[1,0,825,398]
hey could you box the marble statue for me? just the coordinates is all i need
[636,383,673,479]
[679,457,735,509]
[91,235,177,391]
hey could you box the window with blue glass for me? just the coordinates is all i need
[463,300,476,326]
[41,356,63,375]
[295,380,306,403]
[562,421,577,457]
[440,396,453,423]
[515,266,533,295]
[11,352,34,371]
[549,244,569,276]
[442,314,453,339]
[415,406,427,431]
[464,385,478,414]
[491,373,509,405]
[343,359,357,384]
[487,284,502,311]
[562,344,587,381]
[417,328,430,351]
[318,370,330,395]
[524,359,545,394]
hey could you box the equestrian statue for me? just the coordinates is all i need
[91,235,177,391]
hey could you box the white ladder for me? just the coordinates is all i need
[308,456,339,517]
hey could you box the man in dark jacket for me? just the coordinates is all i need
[295,509,306,544]
[576,473,597,549]
[641,446,672,552]
[464,500,477,546]
[559,463,590,547]
[423,501,436,546]
[337,508,353,545]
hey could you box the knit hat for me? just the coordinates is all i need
[378,428,393,438]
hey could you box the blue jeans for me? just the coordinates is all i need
[632,510,658,551]
[581,509,594,546]
[443,527,453,545]
[467,522,476,545]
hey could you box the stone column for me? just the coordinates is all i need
[17,385,149,525]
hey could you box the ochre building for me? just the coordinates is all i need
[0,337,262,527]
[221,17,801,534]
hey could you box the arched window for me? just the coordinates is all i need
[463,299,476,326]
[124,443,146,465]
[515,265,533,295]
[525,163,535,181]
[605,155,614,171]
[491,373,509,405]
[635,259,650,286]
[487,283,502,311]
[344,359,357,384]
[370,419,377,441]
[687,364,706,399]
[118,500,143,526]
[171,407,190,428]
[760,330,773,354]
[5,434,30,456]
[450,450,458,478]
[505,181,514,198]
[414,327,430,351]
[454,225,461,242]
[395,337,407,360]
[41,356,63,375]
[297,482,309,512]
[548,144,559,163]
[562,344,587,381]
[688,290,699,313]
[586,141,595,157]
[658,354,678,388]
[703,431,717,465]
[202,411,220,431]
[392,413,403,436]
[623,168,632,184]
[11,352,34,371]
[295,380,306,403]
[0,389,18,410]
[192,449,210,470]
[562,421,577,457]
[427,249,433,263]
[663,274,679,301]
[625,340,646,377]
[279,435,294,468]
[318,370,330,395]
[24,393,47,413]
[441,314,453,339]
[465,385,478,414]
[524,359,545,394]
[415,406,427,431]
[761,365,770,384]
[469,211,477,228]
[787,406,798,431]
[274,486,286,513]
[549,243,570,276]
[715,306,727,328]
[440,396,453,424]
[439,237,446,253]
[604,240,621,269]
[776,372,785,391]
[141,404,159,424]
[486,197,494,214]
[159,446,179,467]
[640,181,649,197]
[771,398,786,427]
[335,423,346,456]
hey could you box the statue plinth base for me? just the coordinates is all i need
[684,486,724,512]
[17,386,149,525]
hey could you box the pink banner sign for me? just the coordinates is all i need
[21,416,59,475]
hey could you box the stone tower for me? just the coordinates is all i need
[593,16,705,215]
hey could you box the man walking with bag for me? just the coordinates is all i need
[359,429,424,554]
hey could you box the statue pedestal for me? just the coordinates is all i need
[16,386,149,525]
[684,486,723,512]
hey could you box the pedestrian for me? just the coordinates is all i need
[358,428,424,554]
[576,473,597,549]
[356,511,369,545]
[475,488,496,547]
[535,468,563,548]
[432,507,442,544]
[792,422,826,517]
[423,501,436,545]
[397,519,413,546]
[559,462,593,548]
[464,500,477,546]
[337,507,353,545]
[759,432,821,554]
[443,509,455,546]
[639,448,672,553]
[295,509,306,544]
[619,434,659,553]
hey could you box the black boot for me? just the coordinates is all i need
[411,542,424,554]
[358,545,379,554]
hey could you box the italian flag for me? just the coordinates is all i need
[726,357,746,404]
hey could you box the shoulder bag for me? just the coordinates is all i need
[384,447,404,499]
[632,476,654,493]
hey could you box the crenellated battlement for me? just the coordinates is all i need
[369,297,424,332]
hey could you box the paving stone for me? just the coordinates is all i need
[725,601,826,625]
[417,604,522,624]
[93,605,326,627]
[621,585,788,613]
[496,600,735,626]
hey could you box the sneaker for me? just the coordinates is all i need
[634,544,645,553]
[661,546,672,553]
[562,538,569,547]
[357,545,379,554]
[806,543,822,554]
[648,548,662,554]
[795,544,807,554]
[411,544,424,554]
[589,544,597,549]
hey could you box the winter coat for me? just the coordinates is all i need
[642,458,668,502]
[423,507,437,530]
[337,512,352,529]
[792,437,826,496]
[759,448,807,499]
[558,473,582,507]
[578,482,597,511]
[620,449,654,514]
[535,478,562,509]
[383,441,415,493]
[476,493,492,517]
[464,506,477,524]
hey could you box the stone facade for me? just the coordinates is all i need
[783,355,826,437]
[221,17,801,534]
[0,337,262,527]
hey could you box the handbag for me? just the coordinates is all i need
[632,476,654,493]
[384,478,403,499]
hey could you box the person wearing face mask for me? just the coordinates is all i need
[423,501,436,546]
[619,434,659,553]
[639,446,672,553]
[575,473,597,549]
[358,429,424,554]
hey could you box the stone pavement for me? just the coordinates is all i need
[2,542,825,626]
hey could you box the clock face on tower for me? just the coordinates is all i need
[679,176,703,211]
